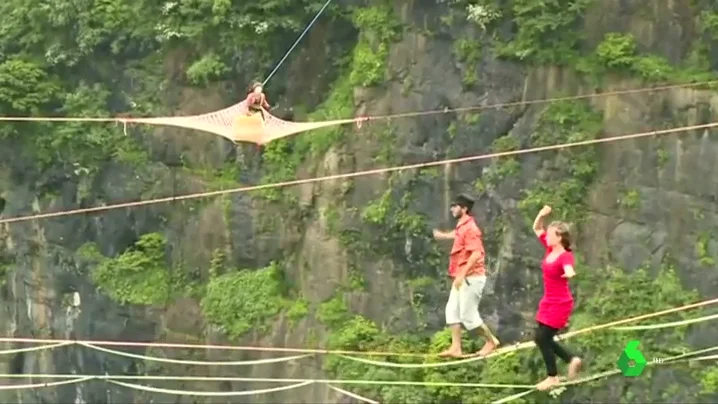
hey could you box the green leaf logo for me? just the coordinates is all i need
[617,339,647,377]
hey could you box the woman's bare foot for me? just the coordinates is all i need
[536,376,561,391]
[438,347,463,358]
[568,357,582,379]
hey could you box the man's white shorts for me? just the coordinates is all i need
[445,275,486,330]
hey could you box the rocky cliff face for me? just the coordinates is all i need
[1,0,718,403]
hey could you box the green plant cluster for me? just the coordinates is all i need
[517,100,603,225]
[317,294,351,328]
[694,1,718,68]
[320,263,710,403]
[88,233,176,305]
[453,38,483,88]
[577,31,715,84]
[201,261,288,338]
[360,187,427,239]
[471,0,594,64]
[702,368,718,394]
[349,4,402,87]
[85,234,302,339]
[582,33,681,82]
[695,233,715,267]
[0,251,10,287]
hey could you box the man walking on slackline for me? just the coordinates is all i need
[433,194,500,358]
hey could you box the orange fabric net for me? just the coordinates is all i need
[130,101,358,145]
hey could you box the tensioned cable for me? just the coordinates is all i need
[0,374,538,389]
[368,79,718,120]
[2,121,717,225]
[107,379,315,397]
[80,308,708,364]
[1,297,715,359]
[0,342,72,355]
[0,376,314,397]
[0,80,714,125]
[0,347,715,390]
[327,385,379,404]
[613,312,718,331]
[77,342,313,366]
[262,0,335,86]
[0,376,95,391]
[2,308,714,368]
[0,350,713,401]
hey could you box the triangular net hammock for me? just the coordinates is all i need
[127,101,361,145]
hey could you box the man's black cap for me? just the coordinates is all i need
[451,193,475,211]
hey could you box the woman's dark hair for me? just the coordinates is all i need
[549,221,572,251]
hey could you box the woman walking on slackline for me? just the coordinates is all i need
[532,205,583,391]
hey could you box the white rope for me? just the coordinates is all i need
[0,374,533,388]
[107,379,315,397]
[612,312,718,331]
[0,342,72,356]
[328,385,380,404]
[1,349,714,399]
[337,352,489,369]
[0,376,94,391]
[1,298,715,357]
[79,342,314,366]
[262,0,334,85]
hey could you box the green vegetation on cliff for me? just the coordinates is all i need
[86,235,301,339]
[86,233,173,305]
[495,0,593,64]
[1,1,716,403]
[202,262,287,338]
[464,0,716,85]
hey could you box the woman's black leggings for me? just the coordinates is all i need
[534,322,575,376]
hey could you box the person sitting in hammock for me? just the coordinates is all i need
[244,81,271,121]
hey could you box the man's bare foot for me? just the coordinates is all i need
[535,376,560,391]
[438,347,463,358]
[568,357,582,379]
[476,338,500,357]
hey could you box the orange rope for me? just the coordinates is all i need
[0,121,716,225]
[0,297,715,357]
[0,80,715,124]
